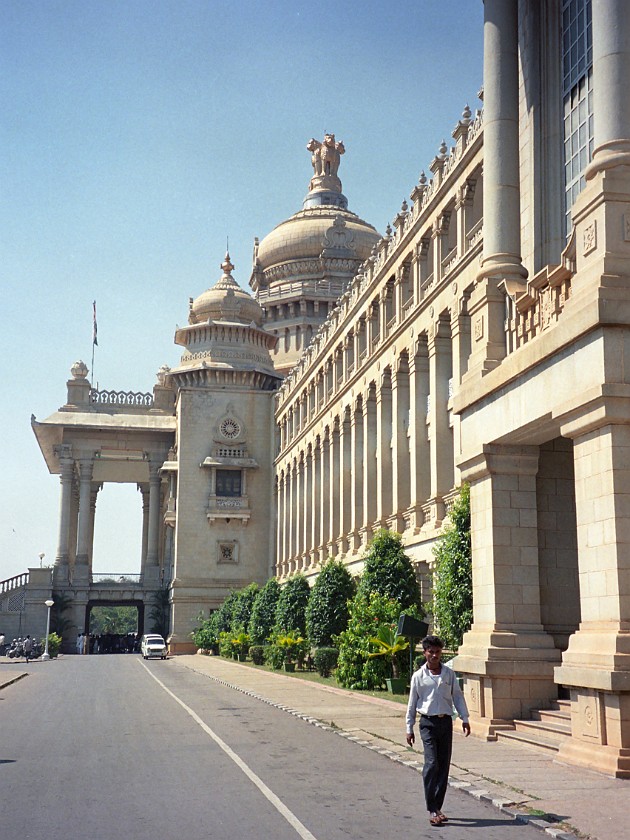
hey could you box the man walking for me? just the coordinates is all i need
[405,635,470,827]
[23,634,33,664]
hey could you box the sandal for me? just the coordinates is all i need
[429,813,442,826]
[436,811,448,823]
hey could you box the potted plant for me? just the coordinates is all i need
[232,631,251,661]
[368,623,409,693]
[276,630,305,672]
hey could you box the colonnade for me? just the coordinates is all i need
[275,308,471,576]
[52,444,167,584]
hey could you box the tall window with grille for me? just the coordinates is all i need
[563,0,593,235]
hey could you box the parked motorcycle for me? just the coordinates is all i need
[7,638,44,659]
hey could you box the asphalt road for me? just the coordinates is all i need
[0,656,546,840]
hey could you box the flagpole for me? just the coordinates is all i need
[92,300,98,388]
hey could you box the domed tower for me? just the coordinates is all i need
[250,135,380,375]
[167,254,281,653]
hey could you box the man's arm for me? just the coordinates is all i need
[405,673,419,745]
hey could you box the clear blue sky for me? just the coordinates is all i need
[1,0,484,579]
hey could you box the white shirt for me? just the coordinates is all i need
[406,662,469,733]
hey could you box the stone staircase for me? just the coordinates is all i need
[496,699,572,753]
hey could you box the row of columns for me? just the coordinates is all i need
[52,447,165,583]
[276,318,469,574]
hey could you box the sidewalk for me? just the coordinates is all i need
[174,654,629,840]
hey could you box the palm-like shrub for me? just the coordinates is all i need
[367,624,409,679]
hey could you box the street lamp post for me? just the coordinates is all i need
[42,599,54,661]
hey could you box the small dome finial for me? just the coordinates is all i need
[222,251,235,276]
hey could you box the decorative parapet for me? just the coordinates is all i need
[276,102,484,412]
[90,388,154,408]
[502,231,575,353]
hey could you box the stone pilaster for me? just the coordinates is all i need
[555,411,630,777]
[362,387,377,538]
[338,408,352,553]
[319,432,330,561]
[426,323,453,529]
[328,419,340,556]
[456,445,561,737]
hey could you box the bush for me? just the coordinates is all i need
[336,592,423,690]
[432,484,472,650]
[214,592,240,635]
[274,574,310,636]
[249,645,264,665]
[306,559,355,647]
[44,632,62,658]
[249,578,281,644]
[313,646,338,678]
[191,611,220,652]
[357,530,422,612]
[231,583,259,634]
[218,631,234,659]
[264,639,285,670]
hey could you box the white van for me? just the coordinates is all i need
[140,634,167,659]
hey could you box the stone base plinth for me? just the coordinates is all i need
[557,736,630,779]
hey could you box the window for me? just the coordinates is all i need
[216,470,241,497]
[562,0,593,234]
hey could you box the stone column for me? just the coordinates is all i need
[139,484,150,566]
[282,468,290,573]
[456,445,561,738]
[392,356,411,529]
[450,299,471,479]
[554,418,630,777]
[319,431,330,561]
[303,448,313,565]
[376,370,393,526]
[338,408,352,553]
[75,457,94,568]
[408,341,431,531]
[88,484,100,565]
[312,439,321,561]
[466,0,526,378]
[362,387,378,539]
[350,400,364,551]
[53,451,75,582]
[298,454,305,566]
[427,324,454,528]
[146,460,162,569]
[276,473,284,576]
[328,419,340,556]
[288,462,296,569]
[585,0,630,178]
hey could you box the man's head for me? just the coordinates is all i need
[422,635,444,669]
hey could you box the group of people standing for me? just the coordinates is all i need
[76,632,139,655]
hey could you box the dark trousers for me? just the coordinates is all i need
[420,715,453,813]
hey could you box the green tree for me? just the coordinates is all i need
[357,529,422,612]
[248,578,280,644]
[274,573,310,635]
[306,559,355,647]
[90,605,138,635]
[230,582,259,633]
[214,590,239,635]
[432,484,472,650]
[191,611,220,652]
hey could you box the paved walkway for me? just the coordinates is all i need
[173,654,630,840]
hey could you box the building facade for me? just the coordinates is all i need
[21,0,630,778]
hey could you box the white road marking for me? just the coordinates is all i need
[140,662,320,840]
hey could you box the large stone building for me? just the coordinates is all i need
[4,0,628,778]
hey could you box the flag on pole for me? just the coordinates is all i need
[92,300,98,346]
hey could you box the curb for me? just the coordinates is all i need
[183,663,582,840]
[0,672,28,691]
